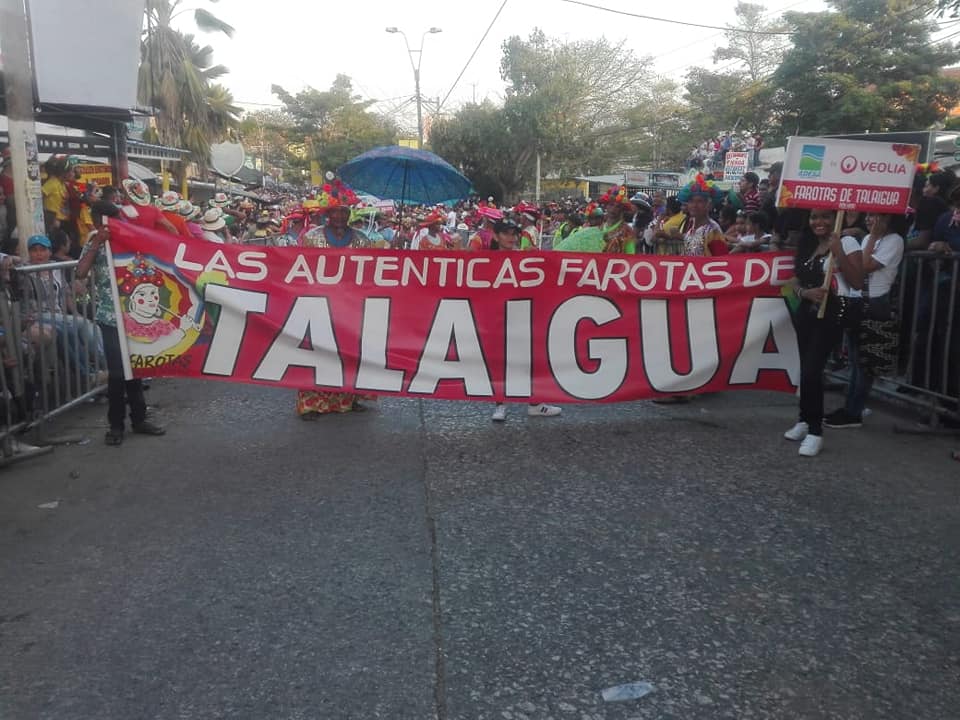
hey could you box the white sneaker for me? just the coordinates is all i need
[798,434,823,457]
[528,403,561,417]
[491,404,507,422]
[783,421,809,441]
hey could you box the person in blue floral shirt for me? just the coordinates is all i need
[77,201,165,446]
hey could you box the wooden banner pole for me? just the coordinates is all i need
[816,211,846,319]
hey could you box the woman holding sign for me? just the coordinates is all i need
[784,209,863,457]
[824,213,904,429]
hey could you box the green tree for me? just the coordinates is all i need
[499,30,653,178]
[272,76,397,173]
[238,109,305,183]
[621,79,698,169]
[430,101,529,202]
[139,32,240,177]
[713,2,788,83]
[773,0,960,135]
[140,1,238,178]
[937,0,960,16]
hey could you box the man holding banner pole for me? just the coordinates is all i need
[777,136,918,457]
[77,202,167,446]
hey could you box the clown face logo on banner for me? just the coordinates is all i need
[115,253,207,367]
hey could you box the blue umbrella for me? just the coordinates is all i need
[337,145,472,206]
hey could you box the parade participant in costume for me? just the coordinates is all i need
[553,209,582,247]
[651,191,667,219]
[181,202,206,241]
[467,205,502,251]
[513,201,542,250]
[300,199,324,238]
[551,207,576,246]
[158,191,192,237]
[278,208,307,246]
[676,175,729,256]
[630,192,655,241]
[398,217,415,248]
[350,208,389,248]
[412,210,460,250]
[596,185,638,254]
[554,203,607,253]
[209,192,239,239]
[378,214,397,247]
[120,179,179,236]
[243,211,273,242]
[296,181,375,418]
[784,209,863,457]
[199,208,229,243]
[487,219,562,422]
[76,201,166,445]
[585,202,605,228]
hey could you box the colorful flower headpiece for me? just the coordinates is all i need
[916,162,941,178]
[677,173,721,203]
[599,184,633,209]
[116,254,164,295]
[316,179,359,211]
[584,202,604,219]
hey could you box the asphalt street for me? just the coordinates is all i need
[1,380,958,719]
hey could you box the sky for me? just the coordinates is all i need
[178,0,829,133]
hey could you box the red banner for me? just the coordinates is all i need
[107,221,801,403]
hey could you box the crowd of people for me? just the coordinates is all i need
[686,132,764,173]
[3,146,960,457]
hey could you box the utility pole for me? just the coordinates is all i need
[535,152,541,204]
[0,0,46,257]
[386,27,442,151]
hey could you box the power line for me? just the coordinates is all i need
[558,0,797,35]
[652,0,813,65]
[438,0,510,112]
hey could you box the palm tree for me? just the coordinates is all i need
[140,1,237,179]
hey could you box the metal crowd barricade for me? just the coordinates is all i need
[0,260,106,464]
[882,250,960,430]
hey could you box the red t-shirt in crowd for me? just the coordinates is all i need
[0,173,13,198]
[162,210,191,237]
[125,203,171,233]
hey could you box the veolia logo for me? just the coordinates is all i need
[840,156,858,174]
[840,155,907,176]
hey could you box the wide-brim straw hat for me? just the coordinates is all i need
[122,178,152,206]
[201,207,226,231]
[159,190,181,210]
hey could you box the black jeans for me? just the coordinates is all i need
[99,323,146,431]
[795,302,842,435]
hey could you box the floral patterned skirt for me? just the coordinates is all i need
[296,390,375,416]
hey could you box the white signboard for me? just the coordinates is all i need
[28,0,145,109]
[777,136,920,214]
[723,152,749,183]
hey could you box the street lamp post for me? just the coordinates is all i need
[386,26,442,150]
